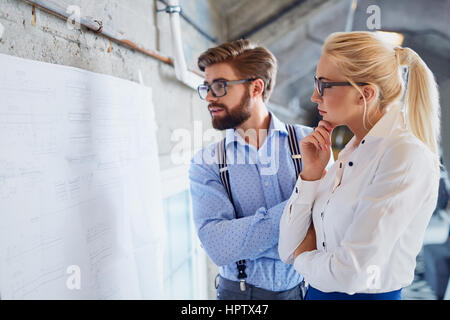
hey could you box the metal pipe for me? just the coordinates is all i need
[22,0,174,67]
[345,0,358,32]
[157,0,219,44]
[167,0,203,89]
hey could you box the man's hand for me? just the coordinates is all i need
[294,223,317,259]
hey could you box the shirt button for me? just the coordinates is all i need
[362,140,365,144]
[322,242,326,248]
[349,162,353,167]
[339,162,342,168]
[295,187,298,194]
[278,282,282,286]
[259,248,263,252]
[321,212,324,218]
[264,181,269,187]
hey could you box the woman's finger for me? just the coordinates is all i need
[318,120,333,131]
[303,134,320,151]
[314,127,331,147]
[318,120,335,133]
[312,131,327,150]
[310,134,325,151]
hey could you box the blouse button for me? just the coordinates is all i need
[349,162,353,167]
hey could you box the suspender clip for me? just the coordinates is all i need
[240,279,246,291]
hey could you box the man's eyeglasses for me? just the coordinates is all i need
[314,75,368,96]
[197,78,255,100]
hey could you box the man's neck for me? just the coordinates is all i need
[236,104,271,149]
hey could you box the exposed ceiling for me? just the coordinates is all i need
[210,0,450,125]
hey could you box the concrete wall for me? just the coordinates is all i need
[0,0,222,299]
[0,0,224,169]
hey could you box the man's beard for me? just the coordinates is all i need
[210,89,252,130]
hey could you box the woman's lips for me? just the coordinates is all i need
[318,109,327,115]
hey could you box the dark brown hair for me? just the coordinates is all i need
[198,39,278,102]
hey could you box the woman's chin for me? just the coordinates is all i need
[320,116,339,128]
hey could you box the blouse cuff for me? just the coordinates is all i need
[294,176,321,205]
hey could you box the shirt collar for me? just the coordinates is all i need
[339,102,405,154]
[365,102,404,139]
[225,112,288,146]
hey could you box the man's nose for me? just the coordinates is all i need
[205,90,217,103]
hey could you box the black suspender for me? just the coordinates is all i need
[218,138,248,291]
[285,124,302,178]
[218,138,234,204]
[217,124,302,291]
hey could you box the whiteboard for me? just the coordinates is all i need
[0,53,166,299]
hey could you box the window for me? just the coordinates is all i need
[162,190,195,298]
[160,166,208,299]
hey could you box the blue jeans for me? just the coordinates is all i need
[305,286,402,300]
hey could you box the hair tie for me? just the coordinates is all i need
[400,65,410,128]
[394,46,403,66]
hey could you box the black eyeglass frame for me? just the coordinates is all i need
[197,78,255,100]
[314,75,369,96]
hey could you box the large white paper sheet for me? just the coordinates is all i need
[0,53,165,299]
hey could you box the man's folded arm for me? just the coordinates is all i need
[189,161,287,266]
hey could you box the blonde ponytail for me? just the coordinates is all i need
[395,47,441,156]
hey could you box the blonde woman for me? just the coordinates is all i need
[279,31,441,300]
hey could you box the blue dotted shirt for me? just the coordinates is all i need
[189,113,320,292]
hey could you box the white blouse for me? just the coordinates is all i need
[279,103,440,294]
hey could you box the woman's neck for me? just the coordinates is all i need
[348,108,385,146]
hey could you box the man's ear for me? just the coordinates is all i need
[251,79,265,99]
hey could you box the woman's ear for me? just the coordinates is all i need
[359,85,377,105]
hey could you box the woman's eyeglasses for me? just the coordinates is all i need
[197,78,255,100]
[314,75,368,96]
